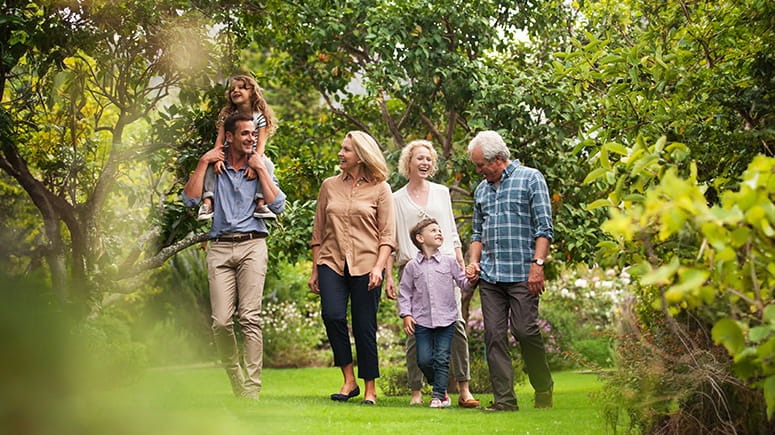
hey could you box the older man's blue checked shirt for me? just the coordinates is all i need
[471,160,553,283]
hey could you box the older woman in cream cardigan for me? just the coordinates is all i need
[385,140,480,408]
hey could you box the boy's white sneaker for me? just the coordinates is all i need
[429,398,444,408]
[441,394,452,407]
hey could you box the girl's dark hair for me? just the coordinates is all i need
[218,74,277,136]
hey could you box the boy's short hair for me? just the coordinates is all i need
[409,217,438,251]
[223,113,254,134]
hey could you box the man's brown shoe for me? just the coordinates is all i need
[481,402,518,412]
[535,389,553,408]
[239,390,259,400]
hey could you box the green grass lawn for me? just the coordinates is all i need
[72,366,606,434]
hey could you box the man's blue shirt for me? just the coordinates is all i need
[182,162,286,238]
[471,160,553,283]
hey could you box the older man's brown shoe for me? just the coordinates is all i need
[535,389,553,408]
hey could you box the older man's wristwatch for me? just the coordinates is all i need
[531,258,545,266]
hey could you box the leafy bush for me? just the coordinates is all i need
[377,324,405,367]
[264,259,316,303]
[143,317,205,366]
[261,300,330,368]
[377,365,431,397]
[590,151,775,430]
[593,299,773,434]
[468,355,525,394]
[73,315,148,387]
[572,338,613,368]
[467,357,493,394]
[542,265,628,369]
[377,365,410,397]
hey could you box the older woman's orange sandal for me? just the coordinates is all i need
[458,397,481,408]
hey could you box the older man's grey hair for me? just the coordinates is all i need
[467,131,510,162]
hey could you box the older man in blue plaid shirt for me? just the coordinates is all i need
[465,130,554,412]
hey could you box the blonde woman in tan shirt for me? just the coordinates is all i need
[308,131,396,405]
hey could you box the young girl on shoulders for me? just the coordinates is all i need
[198,74,278,221]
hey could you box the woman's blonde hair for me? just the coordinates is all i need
[398,140,438,178]
[347,131,389,182]
[218,74,278,136]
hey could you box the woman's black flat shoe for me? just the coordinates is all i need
[330,386,360,401]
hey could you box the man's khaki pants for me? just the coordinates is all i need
[207,237,267,396]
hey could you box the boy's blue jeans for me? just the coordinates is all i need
[414,323,455,400]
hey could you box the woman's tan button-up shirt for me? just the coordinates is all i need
[310,172,397,276]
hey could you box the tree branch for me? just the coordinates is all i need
[377,91,404,148]
[417,111,444,149]
[319,91,372,134]
[115,231,211,282]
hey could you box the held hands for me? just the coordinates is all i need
[465,262,480,284]
[402,316,416,336]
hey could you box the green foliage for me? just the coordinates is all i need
[564,0,775,428]
[467,356,494,395]
[260,300,330,368]
[142,249,213,362]
[267,200,318,266]
[264,260,315,302]
[469,356,526,395]
[594,301,773,434]
[596,144,775,417]
[377,365,430,397]
[73,315,149,386]
[142,318,205,367]
[1,0,233,305]
[542,265,626,369]
[558,0,774,190]
[573,339,613,368]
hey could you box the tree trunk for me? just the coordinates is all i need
[41,212,69,305]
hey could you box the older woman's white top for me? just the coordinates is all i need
[393,181,461,268]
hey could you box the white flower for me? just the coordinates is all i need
[574,278,588,288]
